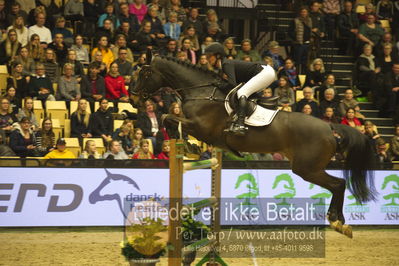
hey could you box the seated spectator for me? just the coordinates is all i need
[64,0,84,26]
[165,102,187,139]
[145,6,166,41]
[28,12,52,45]
[317,74,338,102]
[341,107,362,127]
[376,0,394,21]
[52,17,73,45]
[132,128,144,154]
[64,49,85,82]
[115,21,138,51]
[390,125,399,160]
[262,41,284,72]
[375,138,391,163]
[157,140,170,159]
[159,39,178,57]
[301,104,313,115]
[136,99,162,148]
[42,48,59,83]
[321,106,340,123]
[71,35,89,65]
[278,58,301,90]
[319,88,340,117]
[27,34,45,62]
[129,0,148,24]
[197,54,212,71]
[44,138,76,159]
[118,3,139,32]
[0,29,21,65]
[236,39,261,62]
[354,44,381,98]
[337,1,359,55]
[9,117,38,157]
[28,63,55,102]
[163,12,181,41]
[200,36,214,55]
[166,0,186,23]
[16,97,38,130]
[375,33,398,58]
[7,14,29,47]
[179,26,199,52]
[92,51,108,77]
[35,118,55,156]
[13,47,36,76]
[113,47,133,84]
[80,62,106,105]
[90,98,113,143]
[147,0,166,24]
[7,62,30,101]
[4,87,19,115]
[98,3,120,29]
[377,43,398,74]
[364,120,380,148]
[132,139,155,159]
[91,36,114,68]
[80,139,102,159]
[6,2,28,34]
[71,98,92,139]
[180,38,197,65]
[305,58,325,88]
[94,19,114,46]
[223,37,237,59]
[354,105,366,124]
[338,88,358,116]
[295,86,320,117]
[202,9,223,37]
[0,131,16,156]
[56,63,81,101]
[48,33,68,65]
[200,144,214,160]
[112,34,134,63]
[274,76,295,110]
[358,14,384,48]
[0,97,18,136]
[113,124,133,154]
[105,62,129,102]
[103,140,129,159]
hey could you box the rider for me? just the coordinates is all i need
[205,42,276,136]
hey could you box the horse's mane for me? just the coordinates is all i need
[156,55,222,80]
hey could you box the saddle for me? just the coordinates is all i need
[225,85,280,127]
[227,86,279,117]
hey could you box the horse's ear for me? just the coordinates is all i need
[105,169,111,176]
[146,48,152,65]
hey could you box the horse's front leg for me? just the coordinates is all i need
[162,114,196,135]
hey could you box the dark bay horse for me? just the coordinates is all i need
[133,56,376,238]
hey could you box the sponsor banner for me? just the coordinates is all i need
[0,168,398,226]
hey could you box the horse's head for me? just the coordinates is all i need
[133,51,165,100]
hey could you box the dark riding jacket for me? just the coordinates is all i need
[221,59,264,88]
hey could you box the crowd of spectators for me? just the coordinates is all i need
[0,0,398,163]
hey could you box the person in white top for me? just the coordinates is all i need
[28,12,52,45]
[7,15,29,47]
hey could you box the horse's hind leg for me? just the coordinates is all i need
[292,160,351,238]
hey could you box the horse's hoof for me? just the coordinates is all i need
[342,224,353,239]
[330,220,343,232]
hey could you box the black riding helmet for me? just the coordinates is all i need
[204,42,226,58]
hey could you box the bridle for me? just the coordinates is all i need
[135,64,225,102]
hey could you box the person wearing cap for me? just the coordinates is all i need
[204,42,276,136]
[44,138,76,159]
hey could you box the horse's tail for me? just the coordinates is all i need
[333,124,377,204]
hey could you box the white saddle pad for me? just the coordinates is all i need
[224,91,279,127]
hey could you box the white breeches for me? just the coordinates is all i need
[237,64,276,98]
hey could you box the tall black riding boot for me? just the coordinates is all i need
[230,95,248,136]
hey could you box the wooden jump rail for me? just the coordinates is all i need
[168,139,227,266]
